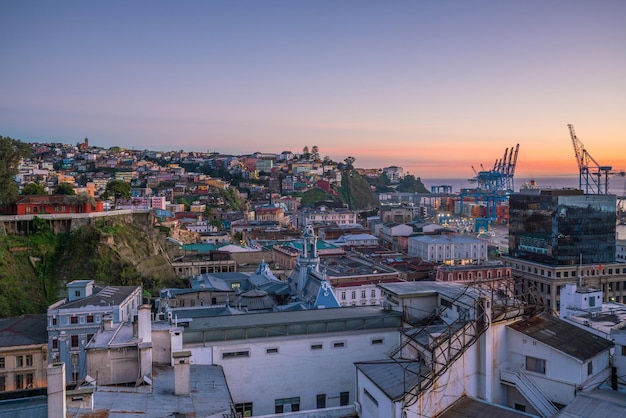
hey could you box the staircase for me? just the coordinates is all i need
[500,368,558,417]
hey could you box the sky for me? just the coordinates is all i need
[1,1,625,180]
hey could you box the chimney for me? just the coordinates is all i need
[47,362,66,418]
[138,305,153,380]
[172,351,191,396]
[103,314,114,331]
[138,304,152,343]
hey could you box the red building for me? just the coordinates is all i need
[7,195,104,215]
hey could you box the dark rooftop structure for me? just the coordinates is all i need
[508,313,614,361]
[437,396,535,418]
[183,306,402,344]
[0,315,47,347]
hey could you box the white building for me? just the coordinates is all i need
[181,307,402,416]
[366,280,615,418]
[295,206,357,230]
[408,234,488,264]
[382,166,404,183]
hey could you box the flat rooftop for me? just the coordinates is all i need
[73,365,233,418]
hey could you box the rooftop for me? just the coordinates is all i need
[0,314,47,348]
[508,313,614,362]
[53,286,139,310]
[74,365,233,418]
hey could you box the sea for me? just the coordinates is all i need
[421,175,626,240]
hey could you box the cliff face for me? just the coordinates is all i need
[0,213,177,317]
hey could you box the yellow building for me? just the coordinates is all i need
[0,315,48,392]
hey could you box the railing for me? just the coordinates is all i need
[500,368,558,418]
[0,208,151,222]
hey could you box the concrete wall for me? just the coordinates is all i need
[87,347,139,385]
[186,329,399,416]
[152,329,172,364]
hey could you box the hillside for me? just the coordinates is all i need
[0,214,177,317]
[336,169,378,210]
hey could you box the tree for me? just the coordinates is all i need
[22,182,47,195]
[0,135,32,206]
[344,156,356,170]
[311,145,320,162]
[301,146,311,160]
[103,180,131,202]
[397,174,429,193]
[53,183,76,195]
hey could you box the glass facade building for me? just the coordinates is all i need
[508,189,616,266]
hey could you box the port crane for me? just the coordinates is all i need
[568,124,625,194]
[467,144,520,193]
[462,144,520,229]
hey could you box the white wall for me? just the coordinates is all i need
[186,330,399,416]
[356,369,397,418]
[507,328,592,405]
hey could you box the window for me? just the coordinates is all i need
[341,291,346,301]
[525,356,546,374]
[26,355,33,367]
[26,373,33,388]
[87,315,94,323]
[222,350,249,359]
[622,345,626,356]
[275,397,300,413]
[235,402,253,417]
[340,391,349,406]
[87,334,94,343]
[52,339,58,350]
[361,290,366,299]
[371,338,384,345]
[351,291,356,300]
[71,353,79,384]
[71,335,79,348]
[317,394,326,409]
[588,361,593,375]
[15,374,24,390]
[371,289,376,298]
[266,348,279,354]
[333,342,345,348]
[16,356,24,367]
[74,290,80,298]
[0,357,4,369]
[310,344,323,350]
[70,316,78,324]
[51,317,57,326]
[0,376,4,392]
[364,389,378,406]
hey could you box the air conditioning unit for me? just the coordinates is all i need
[354,401,361,413]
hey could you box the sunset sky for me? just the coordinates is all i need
[1,1,625,179]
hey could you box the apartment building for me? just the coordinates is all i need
[47,280,142,384]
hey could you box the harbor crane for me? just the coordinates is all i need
[568,124,625,194]
[468,144,520,193]
[462,144,520,228]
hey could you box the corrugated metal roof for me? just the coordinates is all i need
[436,396,533,418]
[55,286,140,309]
[356,360,423,401]
[554,389,626,418]
[508,313,614,361]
